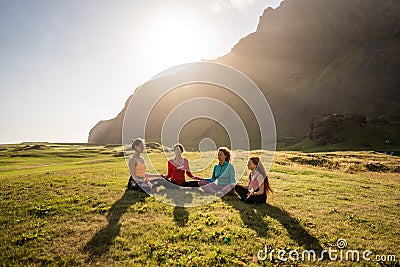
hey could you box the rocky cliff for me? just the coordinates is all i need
[89,0,400,149]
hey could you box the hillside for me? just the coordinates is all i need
[89,0,400,150]
[217,0,400,135]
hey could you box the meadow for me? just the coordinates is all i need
[0,143,399,266]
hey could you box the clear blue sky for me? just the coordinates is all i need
[0,0,282,144]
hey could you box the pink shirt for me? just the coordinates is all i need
[248,171,264,192]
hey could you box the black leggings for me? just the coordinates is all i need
[127,176,151,192]
[235,184,266,204]
[180,180,200,187]
[151,178,199,188]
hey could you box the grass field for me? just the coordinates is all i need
[1,143,399,266]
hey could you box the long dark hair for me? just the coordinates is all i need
[249,157,274,196]
[174,143,184,153]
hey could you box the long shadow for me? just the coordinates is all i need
[157,188,193,227]
[83,189,148,261]
[264,203,324,252]
[173,206,189,227]
[222,196,324,253]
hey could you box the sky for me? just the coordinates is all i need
[0,0,282,144]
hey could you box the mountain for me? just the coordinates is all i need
[89,0,400,150]
[216,0,400,133]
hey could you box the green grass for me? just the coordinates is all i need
[1,143,399,266]
[280,113,400,152]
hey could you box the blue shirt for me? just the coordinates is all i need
[205,161,236,186]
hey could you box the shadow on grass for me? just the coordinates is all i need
[222,196,324,253]
[83,189,148,261]
[173,207,189,227]
[156,188,193,227]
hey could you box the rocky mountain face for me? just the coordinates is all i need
[309,114,345,145]
[89,0,400,149]
[89,94,133,144]
[309,114,369,145]
[217,0,400,135]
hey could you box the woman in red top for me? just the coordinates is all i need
[152,144,200,188]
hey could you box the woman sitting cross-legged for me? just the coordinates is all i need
[235,157,273,204]
[127,138,163,191]
[151,143,200,188]
[196,147,236,195]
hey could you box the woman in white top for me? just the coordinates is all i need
[234,157,273,203]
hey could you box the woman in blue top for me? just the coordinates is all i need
[196,147,236,195]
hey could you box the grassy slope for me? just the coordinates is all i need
[0,144,399,266]
[282,113,400,152]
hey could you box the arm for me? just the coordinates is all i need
[228,164,235,184]
[200,165,216,182]
[165,160,173,179]
[184,158,197,179]
[254,181,265,196]
[145,173,163,178]
[204,165,216,182]
[247,174,253,191]
[248,173,264,196]
[145,161,164,179]
[128,157,137,179]
[248,174,257,192]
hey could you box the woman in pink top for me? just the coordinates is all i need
[234,157,273,203]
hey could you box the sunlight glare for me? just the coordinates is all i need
[143,13,205,69]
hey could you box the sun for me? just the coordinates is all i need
[142,13,205,69]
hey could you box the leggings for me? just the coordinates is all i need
[235,184,266,204]
[199,180,235,195]
[127,176,152,192]
[151,178,199,188]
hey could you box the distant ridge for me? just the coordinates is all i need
[89,0,400,150]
